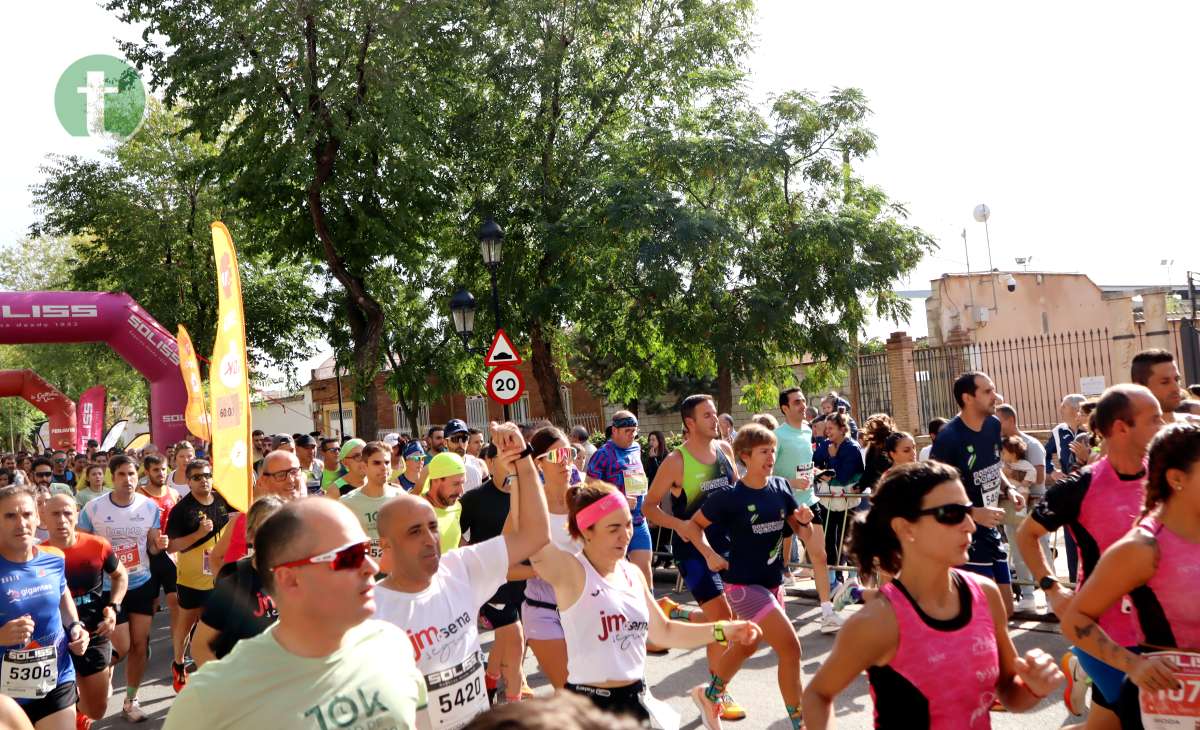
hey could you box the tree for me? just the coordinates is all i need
[106,0,473,437]
[31,103,319,379]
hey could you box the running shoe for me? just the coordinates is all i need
[657,595,697,621]
[690,685,724,730]
[832,580,859,611]
[172,661,188,693]
[520,682,535,699]
[820,612,845,634]
[75,713,93,730]
[719,693,746,721]
[1062,652,1089,716]
[1014,593,1037,613]
[122,698,148,723]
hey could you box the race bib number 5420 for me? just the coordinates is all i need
[1140,651,1200,728]
[419,651,487,730]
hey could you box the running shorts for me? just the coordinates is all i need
[177,585,212,610]
[147,551,178,595]
[725,583,785,623]
[20,681,76,724]
[627,520,652,553]
[72,633,112,678]
[963,559,1011,585]
[521,600,563,642]
[565,680,650,723]
[119,580,158,619]
[676,556,725,605]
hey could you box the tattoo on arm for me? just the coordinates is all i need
[1073,619,1125,664]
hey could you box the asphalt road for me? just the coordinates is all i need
[92,576,1082,730]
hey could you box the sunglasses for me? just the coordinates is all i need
[189,472,214,480]
[448,434,468,443]
[916,503,974,526]
[33,471,53,478]
[323,446,339,453]
[271,540,371,573]
[405,454,424,462]
[536,446,578,464]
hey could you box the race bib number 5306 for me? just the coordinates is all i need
[2,646,57,699]
[1140,651,1200,728]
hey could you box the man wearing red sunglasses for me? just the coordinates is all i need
[164,498,427,730]
[373,422,551,730]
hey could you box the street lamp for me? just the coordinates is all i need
[973,203,1000,310]
[449,286,477,349]
[479,218,504,267]
[1162,259,1175,292]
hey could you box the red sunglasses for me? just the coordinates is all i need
[271,541,371,573]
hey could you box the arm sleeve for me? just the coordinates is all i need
[458,537,510,609]
[1044,433,1057,471]
[1030,470,1090,531]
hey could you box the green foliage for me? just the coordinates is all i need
[30,103,318,380]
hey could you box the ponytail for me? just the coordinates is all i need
[848,461,960,575]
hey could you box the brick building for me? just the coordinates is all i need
[306,356,605,439]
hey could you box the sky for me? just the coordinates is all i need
[2,1,1197,357]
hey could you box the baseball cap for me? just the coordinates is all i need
[271,434,294,449]
[383,432,400,446]
[295,434,317,448]
[427,452,466,480]
[402,441,425,460]
[338,438,366,461]
[444,419,469,437]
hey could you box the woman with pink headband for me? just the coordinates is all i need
[530,479,760,724]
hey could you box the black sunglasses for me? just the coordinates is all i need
[916,503,974,526]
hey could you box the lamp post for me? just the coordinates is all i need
[450,219,511,421]
[1162,259,1175,292]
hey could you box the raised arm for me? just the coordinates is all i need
[492,422,550,565]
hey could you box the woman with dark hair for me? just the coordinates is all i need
[191,496,286,667]
[814,409,865,586]
[531,480,759,725]
[802,462,1063,727]
[521,426,582,689]
[643,431,668,487]
[1061,423,1200,727]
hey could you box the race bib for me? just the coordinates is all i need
[113,543,142,572]
[420,651,488,730]
[368,538,384,560]
[982,481,1001,508]
[1,646,57,700]
[202,550,213,576]
[1140,650,1200,728]
[623,469,648,497]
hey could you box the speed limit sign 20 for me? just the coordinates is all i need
[487,366,525,405]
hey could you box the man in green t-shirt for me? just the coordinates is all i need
[775,388,843,632]
[317,437,343,491]
[418,452,466,553]
[164,498,426,730]
[340,441,404,564]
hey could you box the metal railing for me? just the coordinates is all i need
[855,352,892,418]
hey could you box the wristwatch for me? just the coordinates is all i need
[517,444,534,459]
[65,620,84,636]
[1038,576,1060,591]
[105,602,120,612]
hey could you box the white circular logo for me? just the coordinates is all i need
[487,367,523,404]
[229,439,247,468]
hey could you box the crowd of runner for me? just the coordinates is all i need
[3,348,1200,728]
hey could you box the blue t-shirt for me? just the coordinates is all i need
[700,477,799,588]
[774,422,818,507]
[928,414,1006,563]
[0,547,73,702]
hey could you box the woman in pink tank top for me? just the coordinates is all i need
[1061,423,1200,727]
[531,480,761,726]
[803,461,1064,728]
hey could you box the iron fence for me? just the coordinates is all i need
[855,352,892,418]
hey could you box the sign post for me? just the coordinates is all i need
[484,331,524,421]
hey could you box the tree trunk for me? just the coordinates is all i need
[529,320,567,426]
[716,364,733,415]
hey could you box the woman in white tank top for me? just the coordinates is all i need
[531,480,760,725]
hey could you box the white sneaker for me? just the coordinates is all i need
[820,611,845,634]
[1063,653,1089,716]
[832,580,859,611]
[690,685,724,730]
[1015,594,1036,613]
[122,698,148,723]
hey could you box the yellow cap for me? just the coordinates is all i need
[426,452,466,481]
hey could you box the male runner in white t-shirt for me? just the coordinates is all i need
[373,422,550,730]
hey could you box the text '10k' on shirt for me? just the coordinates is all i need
[928,415,1006,564]
[78,492,161,590]
[164,619,427,730]
[340,485,405,559]
[700,476,799,588]
[166,492,234,591]
[372,538,509,730]
[0,546,73,703]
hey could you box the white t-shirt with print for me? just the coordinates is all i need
[372,538,508,730]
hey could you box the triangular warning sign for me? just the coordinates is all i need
[485,329,522,366]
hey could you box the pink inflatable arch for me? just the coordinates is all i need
[0,292,188,448]
[0,370,76,450]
